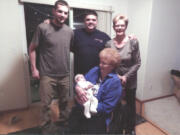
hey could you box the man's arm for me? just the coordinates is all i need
[29,43,40,79]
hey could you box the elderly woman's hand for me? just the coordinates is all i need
[118,75,127,85]
[75,85,88,105]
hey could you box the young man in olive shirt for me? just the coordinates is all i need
[29,0,73,134]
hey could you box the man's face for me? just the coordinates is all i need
[53,4,69,25]
[84,14,98,32]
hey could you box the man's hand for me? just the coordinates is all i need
[32,69,40,80]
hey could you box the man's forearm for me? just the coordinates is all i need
[30,51,37,72]
[29,44,37,72]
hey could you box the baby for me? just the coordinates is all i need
[75,74,99,119]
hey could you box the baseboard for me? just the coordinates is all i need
[136,94,175,116]
[135,95,175,135]
[142,117,170,135]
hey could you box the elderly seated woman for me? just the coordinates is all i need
[69,48,122,134]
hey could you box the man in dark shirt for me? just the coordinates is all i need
[71,10,111,75]
[69,10,111,134]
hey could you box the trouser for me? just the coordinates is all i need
[124,88,136,132]
[109,88,136,134]
[39,75,70,133]
[69,105,106,134]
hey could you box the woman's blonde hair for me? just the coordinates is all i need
[113,14,128,28]
[99,48,121,68]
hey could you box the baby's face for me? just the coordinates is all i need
[77,75,85,82]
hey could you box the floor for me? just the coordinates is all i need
[0,102,168,135]
[144,96,180,135]
[0,102,41,134]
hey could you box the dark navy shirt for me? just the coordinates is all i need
[85,66,122,126]
[71,28,110,75]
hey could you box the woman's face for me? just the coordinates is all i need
[99,57,114,76]
[113,19,127,36]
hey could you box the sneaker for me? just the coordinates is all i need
[131,130,136,135]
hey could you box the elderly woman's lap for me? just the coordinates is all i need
[68,105,106,134]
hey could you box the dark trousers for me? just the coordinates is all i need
[69,105,106,134]
[109,88,136,134]
[125,88,136,132]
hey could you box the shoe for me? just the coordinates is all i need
[41,123,59,135]
[131,130,136,135]
[125,129,136,135]
[55,120,68,127]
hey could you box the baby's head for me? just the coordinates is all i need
[75,74,86,82]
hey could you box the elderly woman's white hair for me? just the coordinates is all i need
[99,48,121,68]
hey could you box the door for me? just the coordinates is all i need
[0,0,31,111]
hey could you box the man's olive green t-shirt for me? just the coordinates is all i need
[31,23,74,77]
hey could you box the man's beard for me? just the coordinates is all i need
[56,18,65,24]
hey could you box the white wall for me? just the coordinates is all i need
[69,0,128,16]
[127,0,153,100]
[143,0,180,100]
[0,0,30,111]
[122,0,180,100]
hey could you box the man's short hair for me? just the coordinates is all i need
[54,0,69,9]
[83,10,98,19]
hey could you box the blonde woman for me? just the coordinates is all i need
[105,14,141,135]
